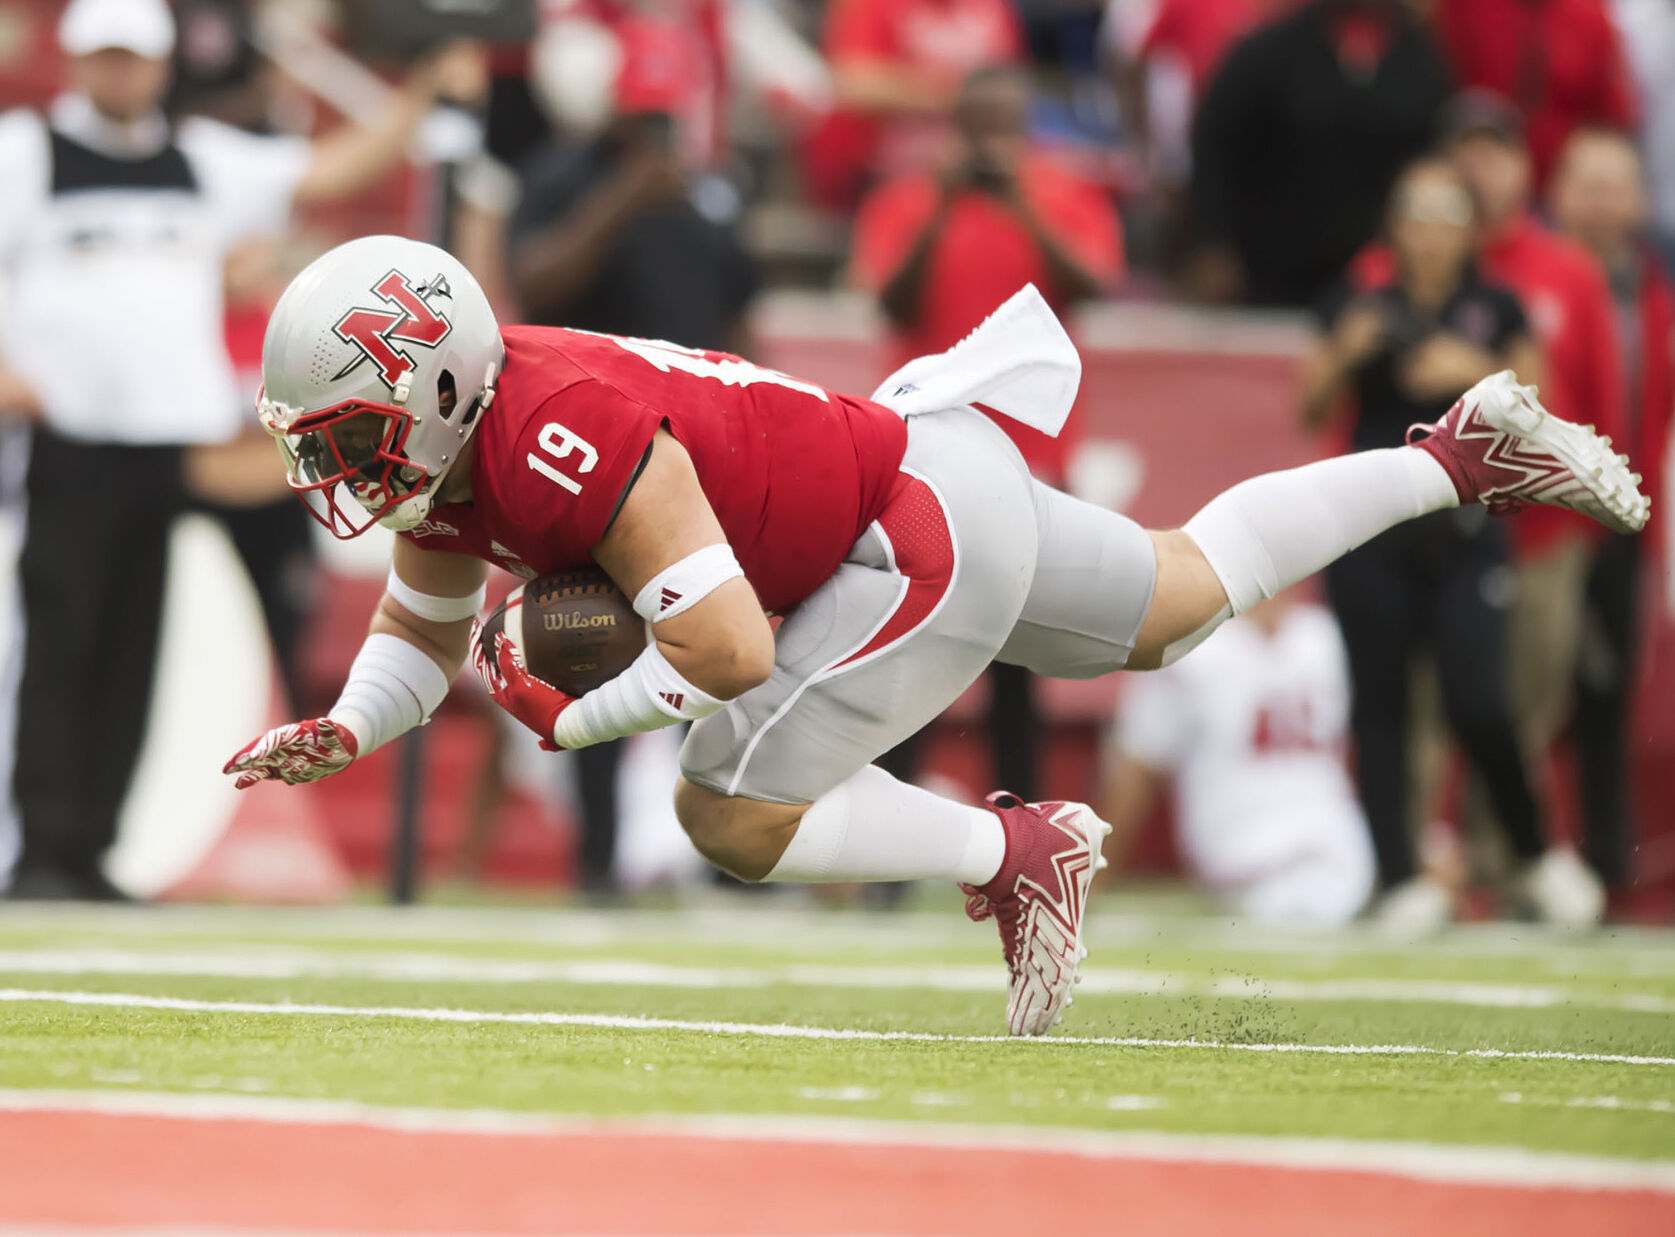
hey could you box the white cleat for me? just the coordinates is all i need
[1370,874,1454,939]
[1409,370,1650,535]
[960,795,1109,1036]
[1516,848,1605,930]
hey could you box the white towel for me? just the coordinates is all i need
[869,283,1082,438]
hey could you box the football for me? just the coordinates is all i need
[480,567,644,696]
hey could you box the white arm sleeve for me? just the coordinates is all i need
[550,642,725,749]
[327,633,452,755]
[631,543,745,622]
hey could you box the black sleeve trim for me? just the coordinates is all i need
[600,435,657,538]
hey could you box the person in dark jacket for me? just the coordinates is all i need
[1300,156,1604,931]
[1188,0,1451,308]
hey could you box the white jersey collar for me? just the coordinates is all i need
[49,92,170,160]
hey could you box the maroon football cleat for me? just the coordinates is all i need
[961,793,1110,1036]
[1408,370,1649,534]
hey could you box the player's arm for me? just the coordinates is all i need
[593,431,776,698]
[225,542,487,787]
[472,430,776,750]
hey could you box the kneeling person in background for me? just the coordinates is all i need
[1099,595,1375,927]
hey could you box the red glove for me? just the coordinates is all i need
[468,618,576,749]
[223,718,358,789]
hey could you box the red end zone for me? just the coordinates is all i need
[2,1108,1669,1236]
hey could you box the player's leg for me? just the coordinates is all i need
[676,408,1110,1035]
[1014,369,1647,676]
[993,444,1455,678]
[675,407,1041,882]
[1130,445,1462,668]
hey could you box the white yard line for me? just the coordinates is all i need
[4,903,1674,972]
[1,947,1671,1015]
[4,987,1674,1067]
[1500,1092,1675,1114]
[2,1087,1672,1193]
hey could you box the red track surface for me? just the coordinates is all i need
[3,1110,1669,1236]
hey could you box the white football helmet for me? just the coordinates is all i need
[258,235,504,537]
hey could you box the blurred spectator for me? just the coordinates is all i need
[852,64,1123,471]
[851,64,1121,800]
[1187,0,1449,308]
[1438,96,1625,812]
[803,0,1023,209]
[1100,595,1376,927]
[1608,0,1675,270]
[0,0,472,899]
[168,0,265,129]
[1434,0,1635,193]
[1105,0,1267,188]
[1550,127,1673,901]
[1303,156,1603,930]
[505,15,760,893]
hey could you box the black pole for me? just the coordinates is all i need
[389,726,425,905]
[387,144,463,906]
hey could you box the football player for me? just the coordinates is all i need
[228,236,1648,1035]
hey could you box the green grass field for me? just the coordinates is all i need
[2,893,1673,1169]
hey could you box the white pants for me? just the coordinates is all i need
[1215,826,1377,928]
[680,407,1157,804]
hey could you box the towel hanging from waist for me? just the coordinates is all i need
[868,283,1082,439]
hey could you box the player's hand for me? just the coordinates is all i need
[223,718,358,789]
[468,619,577,750]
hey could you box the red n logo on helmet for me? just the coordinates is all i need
[332,271,454,389]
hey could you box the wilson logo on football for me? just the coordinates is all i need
[332,270,454,389]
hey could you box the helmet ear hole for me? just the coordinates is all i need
[437,369,458,421]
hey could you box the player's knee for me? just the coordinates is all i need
[673,778,802,882]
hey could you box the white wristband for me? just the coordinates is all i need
[327,632,451,755]
[550,642,725,749]
[631,543,745,623]
[386,567,486,624]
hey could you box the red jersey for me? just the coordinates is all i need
[802,0,1022,208]
[1436,0,1636,190]
[852,153,1122,479]
[1353,218,1624,554]
[400,326,909,613]
[1629,254,1675,552]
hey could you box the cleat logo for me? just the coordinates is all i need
[1455,407,1574,504]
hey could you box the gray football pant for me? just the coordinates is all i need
[679,407,1157,804]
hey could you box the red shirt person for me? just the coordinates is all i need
[1435,0,1636,191]
[1550,126,1674,894]
[802,0,1022,208]
[851,67,1123,480]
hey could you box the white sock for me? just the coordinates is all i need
[765,765,1006,885]
[1183,447,1457,614]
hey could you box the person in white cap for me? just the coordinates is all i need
[0,0,481,900]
